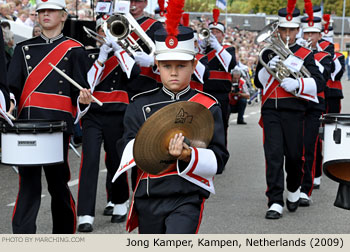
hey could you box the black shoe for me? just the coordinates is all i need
[237,121,247,125]
[103,206,113,216]
[313,184,320,189]
[299,198,310,207]
[78,223,93,232]
[265,210,282,219]
[111,214,127,223]
[286,199,300,212]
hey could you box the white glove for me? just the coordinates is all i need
[280,77,300,93]
[134,51,154,67]
[296,37,307,47]
[209,34,222,51]
[268,55,280,70]
[105,36,122,52]
[97,43,113,64]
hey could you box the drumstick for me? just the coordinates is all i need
[6,112,16,120]
[49,63,103,107]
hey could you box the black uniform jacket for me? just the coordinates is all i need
[310,50,333,111]
[120,86,229,199]
[254,43,325,111]
[203,45,236,94]
[85,48,141,114]
[8,34,89,134]
[325,52,345,99]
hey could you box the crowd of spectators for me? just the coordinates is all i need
[1,0,260,82]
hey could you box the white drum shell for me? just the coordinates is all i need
[323,122,350,165]
[1,132,64,166]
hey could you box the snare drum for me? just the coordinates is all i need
[321,113,350,185]
[0,120,67,166]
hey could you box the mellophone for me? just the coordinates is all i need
[1,120,67,166]
[320,113,350,209]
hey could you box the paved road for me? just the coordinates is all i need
[1,77,350,234]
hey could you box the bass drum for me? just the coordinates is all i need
[1,120,67,166]
[321,113,350,185]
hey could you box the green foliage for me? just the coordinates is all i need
[184,0,350,16]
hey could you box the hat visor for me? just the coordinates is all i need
[279,23,300,28]
[302,27,321,33]
[155,52,194,61]
[36,4,65,11]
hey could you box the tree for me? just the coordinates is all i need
[183,0,350,16]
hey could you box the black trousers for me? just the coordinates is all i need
[12,135,76,234]
[326,98,341,113]
[262,109,304,207]
[230,98,247,123]
[134,194,205,234]
[301,109,322,196]
[211,93,230,147]
[77,112,129,217]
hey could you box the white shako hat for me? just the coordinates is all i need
[301,16,322,33]
[208,8,225,33]
[209,21,225,33]
[322,26,334,38]
[278,7,301,28]
[36,0,66,11]
[154,26,195,61]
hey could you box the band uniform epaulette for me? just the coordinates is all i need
[130,87,160,101]
[193,90,219,105]
[314,51,330,62]
[65,36,84,47]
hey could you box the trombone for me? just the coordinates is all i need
[83,12,155,57]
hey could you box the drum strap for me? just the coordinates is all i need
[99,56,119,82]
[18,39,81,117]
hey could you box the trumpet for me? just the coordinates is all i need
[198,28,210,50]
[84,13,155,57]
[255,20,311,83]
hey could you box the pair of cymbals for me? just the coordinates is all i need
[133,101,214,175]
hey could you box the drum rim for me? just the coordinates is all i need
[321,113,350,125]
[323,159,350,186]
[0,120,67,133]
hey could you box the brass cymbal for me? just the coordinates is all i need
[133,101,214,175]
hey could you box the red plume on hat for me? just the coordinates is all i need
[286,0,297,21]
[165,0,185,48]
[158,0,165,16]
[323,14,331,33]
[304,0,314,26]
[213,8,220,25]
[182,13,190,27]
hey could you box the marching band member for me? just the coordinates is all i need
[203,8,236,147]
[112,0,229,233]
[7,0,92,233]
[76,17,140,232]
[299,12,333,206]
[254,2,324,219]
[314,15,344,189]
